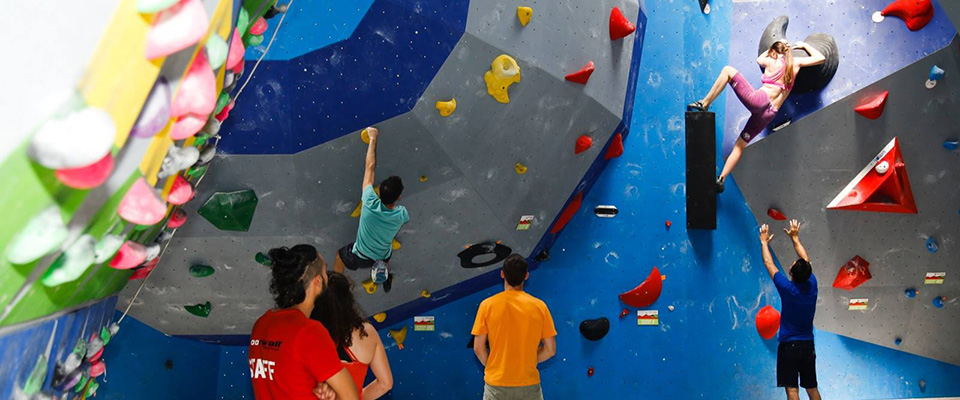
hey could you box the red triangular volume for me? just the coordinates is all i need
[881,0,934,31]
[827,137,917,213]
[619,266,662,308]
[854,91,889,120]
[550,192,582,234]
[609,7,636,40]
[604,133,624,160]
[575,135,593,154]
[832,255,872,291]
[565,61,595,84]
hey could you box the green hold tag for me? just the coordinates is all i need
[185,301,212,317]
[197,190,258,232]
[189,264,215,277]
[214,92,231,114]
[137,0,179,13]
[255,252,273,266]
[206,35,229,70]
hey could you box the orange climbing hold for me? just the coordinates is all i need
[604,133,624,160]
[565,61,595,84]
[756,305,781,340]
[832,255,872,291]
[827,137,917,213]
[854,91,889,120]
[550,192,583,234]
[575,135,593,154]
[609,7,636,40]
[767,208,787,221]
[55,153,114,190]
[619,266,662,308]
[881,0,934,31]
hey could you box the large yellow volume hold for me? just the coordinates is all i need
[517,6,532,26]
[484,55,521,104]
[435,99,456,116]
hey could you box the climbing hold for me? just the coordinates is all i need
[665,220,672,228]
[933,296,946,308]
[594,205,618,218]
[6,207,69,265]
[130,78,172,138]
[89,359,106,378]
[619,309,629,319]
[159,146,200,179]
[372,313,387,323]
[93,235,125,264]
[698,0,710,14]
[265,3,288,19]
[189,264,214,277]
[86,334,105,362]
[23,353,49,395]
[145,0,209,59]
[458,241,513,268]
[579,317,610,341]
[360,128,371,144]
[881,0,934,31]
[170,113,206,140]
[587,367,595,377]
[926,65,945,89]
[619,267,663,308]
[484,55,521,104]
[41,235,97,286]
[389,326,408,350]
[215,99,234,122]
[894,337,902,345]
[604,133,624,160]
[875,160,890,175]
[575,135,593,154]
[53,367,82,391]
[102,323,119,345]
[185,301,212,317]
[419,175,428,182]
[767,208,787,221]
[565,61,595,85]
[118,178,167,225]
[129,258,159,280]
[435,99,456,116]
[170,51,216,118]
[196,143,218,167]
[919,379,927,392]
[138,0,179,13]
[198,190,259,231]
[249,17,268,36]
[362,279,378,294]
[420,289,431,298]
[905,288,917,298]
[668,305,675,311]
[609,7,636,40]
[832,255,872,291]
[551,192,583,234]
[226,28,245,71]
[392,238,401,251]
[255,252,272,266]
[248,34,265,47]
[517,6,532,26]
[55,152,114,190]
[756,305,781,340]
[925,236,938,253]
[514,162,528,174]
[167,176,195,206]
[854,91,889,120]
[74,374,89,394]
[827,137,917,213]
[215,92,231,115]
[108,241,148,270]
[236,8,250,36]
[167,208,188,229]
[28,106,116,170]
[944,140,959,151]
[206,35,229,70]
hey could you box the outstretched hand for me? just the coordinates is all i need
[759,224,774,244]
[365,126,379,141]
[783,219,801,238]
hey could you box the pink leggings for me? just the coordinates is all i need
[730,73,778,143]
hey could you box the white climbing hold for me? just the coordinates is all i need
[6,207,69,265]
[28,107,116,170]
[158,146,200,179]
[872,11,885,23]
[94,235,125,264]
[875,160,889,174]
[41,235,97,287]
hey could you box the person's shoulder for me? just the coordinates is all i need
[362,322,378,336]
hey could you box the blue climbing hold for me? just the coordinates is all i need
[925,237,938,253]
[929,65,945,81]
[894,337,902,346]
[905,288,917,298]
[933,296,946,308]
[944,140,959,151]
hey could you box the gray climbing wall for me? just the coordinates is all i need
[734,36,960,365]
[119,0,642,336]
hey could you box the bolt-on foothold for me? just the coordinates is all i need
[372,313,387,323]
[933,296,946,308]
[514,162,528,174]
[904,288,917,298]
[419,175,428,182]
[565,61,595,84]
[587,367,595,377]
[925,237,938,253]
[484,55,521,103]
[362,279,378,294]
[665,220,672,228]
[517,6,532,26]
[926,65,945,89]
[854,91,889,119]
[894,337,902,345]
[575,135,593,154]
[944,140,959,151]
[420,289,431,298]
[435,99,456,116]
[619,309,630,318]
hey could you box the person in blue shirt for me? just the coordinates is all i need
[333,127,410,285]
[759,219,822,400]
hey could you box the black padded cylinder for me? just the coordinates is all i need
[686,111,716,230]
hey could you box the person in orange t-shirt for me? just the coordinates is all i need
[472,254,557,400]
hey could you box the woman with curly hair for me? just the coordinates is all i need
[311,272,394,400]
[248,245,358,400]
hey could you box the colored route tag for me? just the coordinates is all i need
[516,215,534,230]
[637,310,658,326]
[414,316,435,331]
[924,272,945,285]
[848,298,868,311]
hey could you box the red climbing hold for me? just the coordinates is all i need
[168,208,188,228]
[832,255,872,291]
[619,266,662,308]
[881,0,934,31]
[827,137,917,214]
[167,176,195,206]
[854,91,889,120]
[128,258,159,280]
[575,135,593,154]
[619,308,630,318]
[665,220,672,228]
[587,367,595,377]
[767,208,787,221]
[609,7,636,40]
[55,153,114,190]
[565,61,595,84]
[551,192,583,234]
[604,133,624,160]
[756,305,780,340]
[249,17,268,36]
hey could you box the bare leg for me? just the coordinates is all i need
[333,253,346,274]
[785,387,800,400]
[805,388,821,400]
[719,138,748,180]
[700,66,739,109]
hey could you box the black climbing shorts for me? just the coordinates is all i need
[777,340,817,389]
[338,243,390,271]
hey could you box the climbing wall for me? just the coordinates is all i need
[734,36,960,365]
[123,0,646,339]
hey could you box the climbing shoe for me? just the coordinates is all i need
[715,176,725,194]
[383,273,394,293]
[371,260,389,285]
[687,100,707,112]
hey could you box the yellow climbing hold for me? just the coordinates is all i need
[419,175,428,183]
[484,55,521,104]
[372,313,387,323]
[362,279,378,294]
[517,6,532,26]
[514,162,528,174]
[350,186,380,217]
[360,129,370,144]
[435,99,456,117]
[420,289,431,298]
[389,326,408,350]
[392,239,401,250]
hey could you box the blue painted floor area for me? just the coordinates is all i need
[245,0,376,61]
[721,0,956,153]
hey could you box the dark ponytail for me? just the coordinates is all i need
[311,272,367,348]
[768,41,795,88]
[267,244,320,308]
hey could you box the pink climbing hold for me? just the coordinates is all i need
[118,178,167,226]
[756,305,781,340]
[565,61,595,84]
[249,17,268,36]
[90,359,106,377]
[226,28,245,71]
[854,91,889,120]
[167,176,195,205]
[767,208,787,221]
[575,135,593,154]
[144,0,209,59]
[55,153,114,190]
[604,133,624,160]
[170,52,216,118]
[881,0,934,31]
[168,208,188,228]
[609,7,636,40]
[109,241,148,270]
[170,113,207,140]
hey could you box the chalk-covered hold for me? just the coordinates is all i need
[881,0,934,31]
[484,55,521,103]
[6,207,69,265]
[41,235,98,287]
[28,107,116,170]
[118,178,167,226]
[145,0,209,59]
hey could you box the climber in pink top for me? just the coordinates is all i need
[688,40,825,193]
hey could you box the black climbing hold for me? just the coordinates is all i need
[579,317,610,341]
[594,205,618,218]
[457,242,512,269]
[535,248,550,262]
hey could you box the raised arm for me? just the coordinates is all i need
[363,324,394,400]
[759,224,779,280]
[783,219,809,262]
[537,336,557,363]
[473,334,489,366]
[362,127,379,190]
[793,41,825,68]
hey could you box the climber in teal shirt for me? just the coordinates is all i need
[334,126,410,286]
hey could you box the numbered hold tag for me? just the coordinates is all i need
[924,272,945,285]
[637,310,659,326]
[414,316,435,331]
[594,205,618,218]
[516,215,534,230]
[848,298,868,311]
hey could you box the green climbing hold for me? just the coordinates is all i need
[255,252,273,266]
[86,380,99,396]
[206,35,229,70]
[215,92,231,114]
[100,326,112,345]
[74,374,88,393]
[41,235,97,287]
[185,301,212,317]
[23,353,48,395]
[185,164,209,180]
[247,34,265,46]
[237,8,250,37]
[197,190,258,231]
[189,264,215,277]
[7,207,69,265]
[194,133,211,147]
[137,0,179,13]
